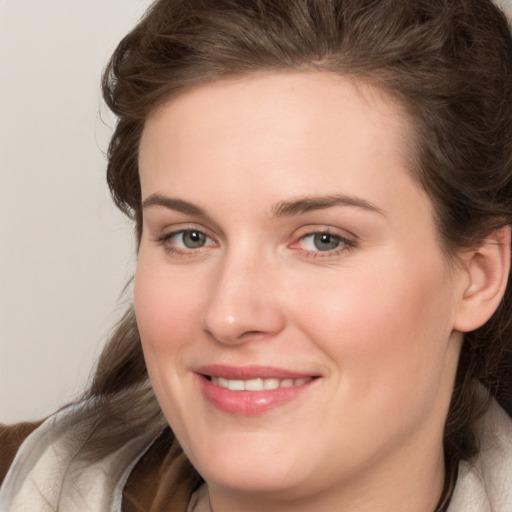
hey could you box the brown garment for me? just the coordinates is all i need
[0,422,202,512]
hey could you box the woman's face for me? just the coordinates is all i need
[135,72,466,508]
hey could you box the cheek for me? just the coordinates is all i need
[135,256,197,337]
[133,256,202,384]
[292,252,455,403]
[133,257,205,432]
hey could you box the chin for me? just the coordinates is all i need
[187,435,313,494]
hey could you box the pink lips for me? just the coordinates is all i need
[196,365,318,415]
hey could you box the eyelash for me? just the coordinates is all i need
[155,227,357,258]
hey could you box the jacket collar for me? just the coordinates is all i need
[0,402,162,512]
[448,399,512,511]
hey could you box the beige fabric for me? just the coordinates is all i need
[447,400,512,511]
[0,404,162,512]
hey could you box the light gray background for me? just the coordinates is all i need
[1,1,511,423]
[0,0,152,422]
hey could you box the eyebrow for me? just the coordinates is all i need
[142,194,206,216]
[141,192,384,218]
[271,194,385,218]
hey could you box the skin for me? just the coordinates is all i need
[135,72,471,512]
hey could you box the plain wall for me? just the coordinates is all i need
[1,0,511,423]
[0,0,152,422]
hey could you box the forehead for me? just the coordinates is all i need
[138,71,424,219]
[141,71,411,148]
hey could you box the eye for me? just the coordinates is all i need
[158,228,215,253]
[294,229,356,256]
[302,232,343,251]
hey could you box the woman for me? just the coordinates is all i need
[1,0,511,511]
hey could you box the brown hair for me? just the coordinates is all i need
[83,0,512,507]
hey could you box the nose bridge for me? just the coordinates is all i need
[202,242,285,344]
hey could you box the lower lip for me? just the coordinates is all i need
[198,376,317,415]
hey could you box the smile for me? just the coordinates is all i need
[209,376,314,391]
[197,366,320,415]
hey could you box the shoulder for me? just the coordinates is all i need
[448,400,512,512]
[0,421,43,486]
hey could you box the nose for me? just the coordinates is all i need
[202,251,286,345]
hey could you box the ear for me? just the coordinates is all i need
[454,226,511,333]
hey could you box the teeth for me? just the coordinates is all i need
[246,378,264,391]
[228,380,244,391]
[264,378,280,390]
[210,376,313,391]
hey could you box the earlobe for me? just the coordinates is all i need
[454,226,511,333]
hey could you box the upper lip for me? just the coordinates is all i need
[196,364,318,380]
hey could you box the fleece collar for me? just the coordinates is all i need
[0,402,162,512]
[447,400,512,511]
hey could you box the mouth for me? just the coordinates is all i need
[196,365,320,415]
